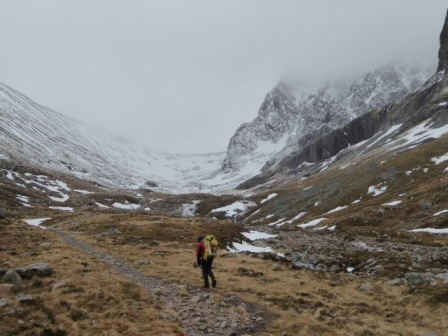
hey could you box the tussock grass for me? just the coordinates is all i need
[48,213,448,336]
[1,136,448,335]
[0,219,184,336]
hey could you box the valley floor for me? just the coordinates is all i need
[2,212,448,336]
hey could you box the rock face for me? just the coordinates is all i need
[236,13,448,190]
[437,9,448,72]
[223,64,434,173]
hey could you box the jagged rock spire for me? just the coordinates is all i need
[437,9,448,72]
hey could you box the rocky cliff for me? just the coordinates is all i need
[237,9,448,190]
[223,63,434,174]
[437,9,448,72]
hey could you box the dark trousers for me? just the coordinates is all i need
[201,257,215,287]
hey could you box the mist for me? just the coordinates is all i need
[0,1,446,153]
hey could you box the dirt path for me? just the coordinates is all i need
[52,228,272,336]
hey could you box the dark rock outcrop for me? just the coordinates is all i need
[14,263,53,279]
[437,9,448,72]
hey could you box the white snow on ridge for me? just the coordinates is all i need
[261,193,278,204]
[49,206,74,212]
[431,153,448,165]
[434,210,448,216]
[391,120,448,150]
[325,205,348,214]
[95,201,109,208]
[298,218,326,228]
[16,195,29,203]
[49,194,70,203]
[410,228,448,234]
[228,241,274,253]
[368,185,388,197]
[23,218,51,228]
[383,200,402,206]
[242,231,278,241]
[267,218,286,227]
[366,124,403,149]
[291,212,307,221]
[112,202,140,210]
[75,189,93,194]
[181,200,200,217]
[16,194,33,208]
[211,200,256,217]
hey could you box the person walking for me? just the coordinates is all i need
[196,236,217,288]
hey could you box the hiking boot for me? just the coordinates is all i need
[212,279,217,288]
[202,284,209,288]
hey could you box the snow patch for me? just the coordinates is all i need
[211,200,256,217]
[113,202,140,210]
[228,241,274,253]
[242,231,278,241]
[383,200,402,206]
[23,218,50,229]
[410,228,448,234]
[260,193,278,204]
[434,210,448,216]
[74,189,93,194]
[325,205,348,214]
[49,194,70,203]
[367,184,388,197]
[431,153,448,165]
[181,200,200,217]
[298,218,326,228]
[49,206,74,212]
[95,202,110,208]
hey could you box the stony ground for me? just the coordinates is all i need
[52,228,271,336]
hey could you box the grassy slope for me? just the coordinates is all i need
[1,135,448,335]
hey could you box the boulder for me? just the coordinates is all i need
[359,283,374,292]
[2,269,22,290]
[405,272,436,286]
[431,251,448,264]
[329,265,341,273]
[15,263,53,279]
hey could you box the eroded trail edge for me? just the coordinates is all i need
[52,229,272,336]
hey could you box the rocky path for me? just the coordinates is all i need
[51,229,270,336]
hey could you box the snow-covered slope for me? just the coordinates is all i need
[223,63,435,173]
[0,82,225,194]
[0,62,439,195]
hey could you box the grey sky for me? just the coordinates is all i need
[0,1,446,154]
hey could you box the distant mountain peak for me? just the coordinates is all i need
[437,9,448,72]
[222,63,435,173]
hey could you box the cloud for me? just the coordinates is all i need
[0,1,446,153]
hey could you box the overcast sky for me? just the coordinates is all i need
[1,1,446,154]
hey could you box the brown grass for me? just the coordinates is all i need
[1,136,448,335]
[0,218,184,336]
[13,215,448,336]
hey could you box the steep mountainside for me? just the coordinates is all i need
[223,64,434,173]
[0,83,225,193]
[237,10,448,190]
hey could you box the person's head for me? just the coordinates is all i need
[198,236,204,242]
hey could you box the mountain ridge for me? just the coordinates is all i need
[223,63,435,175]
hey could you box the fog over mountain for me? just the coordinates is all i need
[0,1,447,153]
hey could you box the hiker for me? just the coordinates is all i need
[196,235,217,288]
